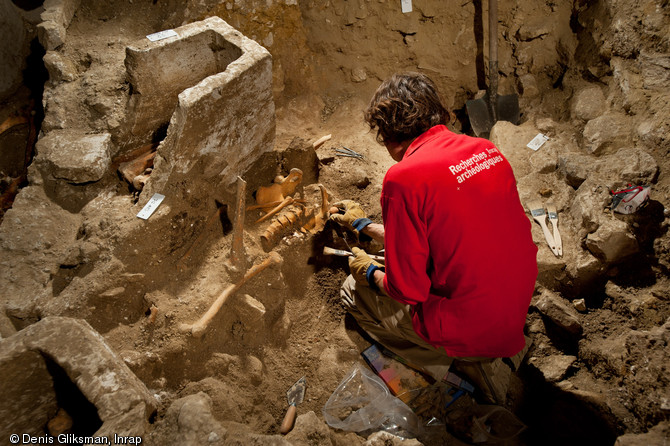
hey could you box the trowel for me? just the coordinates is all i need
[466,0,520,137]
[280,376,306,435]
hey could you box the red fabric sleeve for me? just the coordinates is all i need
[381,180,431,306]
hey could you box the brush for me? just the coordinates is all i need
[527,200,558,256]
[545,202,562,256]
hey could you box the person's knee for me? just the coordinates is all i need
[339,274,357,311]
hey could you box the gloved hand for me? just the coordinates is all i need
[330,200,373,237]
[349,247,384,290]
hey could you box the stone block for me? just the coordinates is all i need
[570,179,610,234]
[35,130,112,184]
[528,354,577,382]
[286,411,333,446]
[571,84,606,121]
[615,421,670,446]
[640,51,670,91]
[534,290,583,338]
[489,120,539,179]
[0,317,156,438]
[37,20,66,50]
[558,153,597,189]
[133,17,275,205]
[583,113,631,156]
[585,218,639,264]
[580,332,628,377]
[0,344,58,437]
[43,51,79,83]
[609,148,659,185]
[235,294,266,327]
[529,146,557,174]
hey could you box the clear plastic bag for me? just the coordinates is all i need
[322,363,422,439]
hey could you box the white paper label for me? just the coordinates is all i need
[146,29,177,42]
[137,193,165,220]
[526,133,549,151]
[401,0,412,13]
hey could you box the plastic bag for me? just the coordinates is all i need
[611,185,650,214]
[322,363,422,439]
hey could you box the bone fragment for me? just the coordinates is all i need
[312,134,332,149]
[229,176,247,270]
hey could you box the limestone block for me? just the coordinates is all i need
[0,186,82,320]
[286,411,336,446]
[489,120,539,178]
[529,146,557,174]
[534,290,583,337]
[571,85,606,121]
[583,113,631,156]
[0,308,16,338]
[135,17,275,204]
[43,51,78,83]
[0,317,156,438]
[570,180,609,234]
[609,148,659,185]
[640,51,670,91]
[163,393,227,446]
[35,130,112,183]
[585,218,639,264]
[558,153,598,189]
[235,294,266,327]
[37,20,66,50]
[519,73,539,98]
[580,332,628,377]
[615,422,670,446]
[535,248,566,290]
[528,354,577,382]
[566,250,604,292]
[0,343,58,437]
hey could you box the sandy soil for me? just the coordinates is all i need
[1,1,669,445]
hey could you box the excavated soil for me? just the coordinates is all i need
[1,1,669,445]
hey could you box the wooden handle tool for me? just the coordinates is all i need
[546,202,562,256]
[527,200,558,256]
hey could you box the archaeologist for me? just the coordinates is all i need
[330,72,538,403]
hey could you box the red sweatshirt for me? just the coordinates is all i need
[381,125,538,358]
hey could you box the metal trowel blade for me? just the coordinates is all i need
[287,376,306,406]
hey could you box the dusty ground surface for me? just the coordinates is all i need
[1,0,669,445]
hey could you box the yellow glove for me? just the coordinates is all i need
[330,200,373,239]
[349,247,384,290]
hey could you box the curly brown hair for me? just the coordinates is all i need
[364,72,449,144]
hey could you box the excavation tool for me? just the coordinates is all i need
[323,246,384,262]
[280,376,306,435]
[545,202,562,256]
[335,146,364,160]
[465,0,520,137]
[527,200,558,257]
[179,252,283,337]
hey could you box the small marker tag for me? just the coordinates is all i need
[146,29,177,42]
[527,133,549,151]
[401,0,412,13]
[137,193,165,220]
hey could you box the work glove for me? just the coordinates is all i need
[330,200,373,239]
[349,247,385,291]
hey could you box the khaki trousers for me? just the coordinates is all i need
[340,275,528,404]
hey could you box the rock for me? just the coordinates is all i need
[585,218,639,264]
[286,411,332,445]
[534,290,583,337]
[535,117,559,134]
[529,146,557,173]
[580,332,627,377]
[608,148,659,185]
[351,67,367,83]
[615,421,670,446]
[365,431,423,445]
[35,130,112,184]
[640,51,670,91]
[573,299,587,312]
[37,20,66,50]
[570,179,610,234]
[43,51,79,83]
[571,85,606,121]
[0,317,156,438]
[235,294,266,328]
[163,393,227,446]
[528,354,577,382]
[566,251,604,293]
[558,153,597,189]
[583,113,631,156]
[519,73,539,98]
[489,121,539,178]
